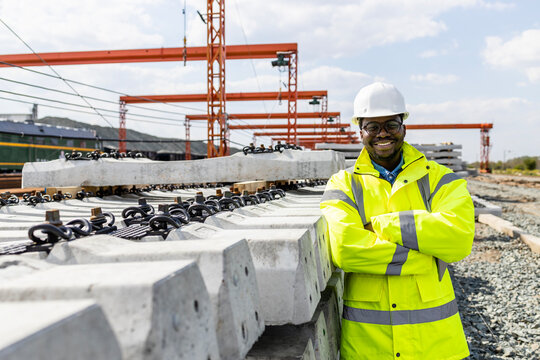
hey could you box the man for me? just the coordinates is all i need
[320,82,474,359]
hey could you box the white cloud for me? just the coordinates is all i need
[224,0,504,59]
[0,0,507,58]
[406,97,537,161]
[419,50,440,58]
[300,65,377,118]
[419,39,459,58]
[409,97,531,123]
[410,73,459,84]
[476,0,515,11]
[0,0,166,53]
[483,29,540,83]
[301,66,374,94]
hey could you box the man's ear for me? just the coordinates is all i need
[359,127,365,142]
[403,124,406,137]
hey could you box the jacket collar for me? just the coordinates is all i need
[353,141,427,176]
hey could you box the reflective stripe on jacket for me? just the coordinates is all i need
[320,142,474,360]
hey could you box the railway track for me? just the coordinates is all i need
[0,148,344,360]
[0,183,341,359]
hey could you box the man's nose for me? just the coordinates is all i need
[378,126,390,136]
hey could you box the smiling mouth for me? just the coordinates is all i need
[373,140,394,149]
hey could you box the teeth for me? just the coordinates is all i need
[376,141,392,145]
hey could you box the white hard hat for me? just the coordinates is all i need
[352,82,409,125]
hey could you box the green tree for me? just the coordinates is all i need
[523,157,536,170]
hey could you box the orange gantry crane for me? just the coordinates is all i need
[0,44,298,66]
[229,123,345,129]
[255,131,355,137]
[206,0,227,157]
[120,90,327,103]
[186,111,343,151]
[185,112,340,120]
[405,123,493,172]
[0,41,301,157]
[0,0,355,157]
[274,137,359,146]
[120,91,331,158]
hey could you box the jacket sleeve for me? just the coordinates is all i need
[320,173,433,275]
[370,173,475,263]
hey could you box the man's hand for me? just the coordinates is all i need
[364,223,374,232]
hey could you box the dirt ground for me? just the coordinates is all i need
[467,174,540,235]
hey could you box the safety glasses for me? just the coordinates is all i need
[362,119,403,136]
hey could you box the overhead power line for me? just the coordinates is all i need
[0,17,115,128]
[0,15,282,149]
[0,76,197,117]
[0,59,207,113]
[0,89,188,122]
[0,95,210,129]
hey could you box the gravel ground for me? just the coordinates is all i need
[467,176,540,237]
[450,175,540,359]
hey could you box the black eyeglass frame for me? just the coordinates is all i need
[361,119,404,136]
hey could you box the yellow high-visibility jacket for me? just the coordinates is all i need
[320,142,474,360]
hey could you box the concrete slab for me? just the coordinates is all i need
[326,270,345,320]
[0,203,125,226]
[22,150,345,188]
[0,299,121,358]
[246,303,331,360]
[472,195,503,217]
[423,151,461,159]
[0,300,121,360]
[477,214,540,254]
[520,233,540,254]
[235,205,322,217]
[18,251,48,260]
[288,187,326,194]
[0,260,219,360]
[0,239,33,256]
[168,223,321,325]
[254,202,320,211]
[251,270,343,360]
[317,287,341,360]
[246,334,316,360]
[47,235,263,360]
[273,197,322,205]
[205,212,332,294]
[477,214,522,238]
[434,158,464,165]
[0,255,53,281]
[315,143,363,152]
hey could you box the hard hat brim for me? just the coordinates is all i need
[351,112,409,126]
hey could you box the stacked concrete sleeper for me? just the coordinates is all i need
[0,185,343,359]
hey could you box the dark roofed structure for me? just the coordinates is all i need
[37,117,238,160]
[0,120,96,139]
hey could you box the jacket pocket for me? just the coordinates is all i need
[343,273,384,302]
[415,272,453,303]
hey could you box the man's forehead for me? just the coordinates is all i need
[362,115,402,124]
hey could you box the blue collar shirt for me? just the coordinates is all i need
[371,154,404,185]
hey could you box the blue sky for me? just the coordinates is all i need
[0,0,538,162]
